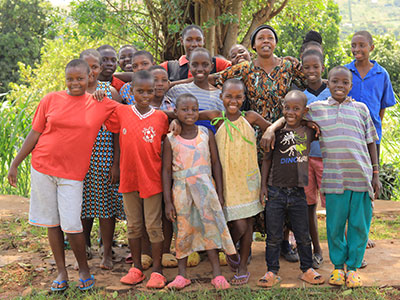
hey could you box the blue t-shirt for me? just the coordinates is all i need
[304,85,331,157]
[345,60,397,144]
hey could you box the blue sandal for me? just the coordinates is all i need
[51,280,68,292]
[78,275,95,291]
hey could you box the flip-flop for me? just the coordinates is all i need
[299,268,325,285]
[257,271,281,287]
[312,253,324,269]
[78,275,95,291]
[50,280,68,292]
[125,253,133,264]
[167,275,191,290]
[231,272,250,285]
[226,254,240,272]
[211,275,230,290]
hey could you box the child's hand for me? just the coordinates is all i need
[92,89,107,102]
[260,128,276,152]
[165,202,176,222]
[283,56,300,67]
[306,121,320,138]
[169,119,182,136]
[260,186,268,207]
[372,173,381,200]
[7,165,18,187]
[109,163,120,184]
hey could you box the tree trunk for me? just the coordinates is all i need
[222,0,243,57]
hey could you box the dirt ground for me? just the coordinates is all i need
[1,195,400,298]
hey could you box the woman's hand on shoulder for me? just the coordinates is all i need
[283,56,300,68]
[92,89,107,102]
[169,119,181,136]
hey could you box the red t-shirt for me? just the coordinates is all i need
[31,91,119,181]
[105,105,169,197]
[111,76,125,92]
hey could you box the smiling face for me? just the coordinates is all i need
[221,82,245,115]
[253,28,276,58]
[99,49,117,78]
[229,45,251,65]
[182,28,204,58]
[119,47,136,72]
[132,55,153,72]
[351,35,374,63]
[132,78,154,110]
[189,51,213,83]
[65,66,89,96]
[151,68,169,98]
[328,69,352,103]
[282,95,308,129]
[302,54,324,86]
[175,96,199,126]
[82,55,102,85]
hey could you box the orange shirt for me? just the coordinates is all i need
[31,91,119,181]
[105,105,169,197]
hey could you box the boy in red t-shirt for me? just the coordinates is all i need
[7,59,120,292]
[105,70,169,289]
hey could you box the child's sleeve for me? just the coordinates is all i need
[361,104,379,144]
[32,94,51,133]
[104,108,121,134]
[214,61,249,88]
[165,86,179,105]
[381,70,397,109]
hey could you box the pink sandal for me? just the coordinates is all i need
[146,272,167,289]
[211,275,231,290]
[167,275,191,290]
[120,267,146,285]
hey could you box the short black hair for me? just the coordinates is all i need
[353,30,373,45]
[80,49,102,63]
[65,59,90,74]
[132,50,154,63]
[175,93,198,108]
[300,41,323,57]
[303,30,322,45]
[149,65,168,73]
[222,78,246,94]
[188,47,212,61]
[328,66,353,81]
[302,49,324,65]
[283,90,308,107]
[181,24,204,39]
[97,44,117,53]
[132,70,154,85]
[118,44,137,56]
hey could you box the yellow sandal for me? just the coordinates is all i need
[328,269,345,286]
[346,270,362,288]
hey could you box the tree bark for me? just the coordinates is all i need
[222,0,243,57]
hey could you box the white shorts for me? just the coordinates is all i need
[29,166,83,233]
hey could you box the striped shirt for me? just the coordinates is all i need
[305,96,378,199]
[166,82,224,132]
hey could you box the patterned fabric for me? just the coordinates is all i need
[153,97,175,111]
[306,96,379,199]
[120,82,135,105]
[168,127,236,259]
[215,115,263,222]
[215,59,306,122]
[81,81,125,219]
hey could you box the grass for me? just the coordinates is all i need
[8,286,400,300]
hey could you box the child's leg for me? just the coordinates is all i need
[207,249,222,278]
[67,232,91,282]
[177,257,188,278]
[81,218,94,248]
[325,192,351,270]
[143,193,164,274]
[265,186,286,274]
[48,227,68,285]
[308,204,322,255]
[346,191,372,270]
[230,218,253,277]
[162,207,173,254]
[99,217,115,269]
[286,188,313,272]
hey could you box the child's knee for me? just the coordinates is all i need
[146,227,164,243]
[127,223,144,239]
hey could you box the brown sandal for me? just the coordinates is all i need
[299,268,325,285]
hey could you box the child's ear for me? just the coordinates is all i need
[100,64,104,72]
[304,107,309,115]
[174,108,178,114]
[219,92,223,100]
[322,65,325,74]
[370,44,375,53]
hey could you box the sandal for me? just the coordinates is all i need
[50,280,68,292]
[299,268,324,285]
[141,254,153,270]
[346,270,362,288]
[231,272,250,285]
[328,269,345,286]
[120,267,146,285]
[312,253,324,269]
[187,252,200,267]
[162,253,178,268]
[219,252,227,266]
[226,254,240,272]
[257,271,281,288]
[78,275,95,291]
[211,275,230,290]
[167,275,191,290]
[86,246,92,260]
[125,253,133,264]
[360,259,367,269]
[146,272,167,289]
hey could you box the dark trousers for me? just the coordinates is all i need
[265,185,313,273]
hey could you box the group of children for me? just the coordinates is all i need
[7,23,397,292]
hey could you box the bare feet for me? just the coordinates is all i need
[366,239,375,249]
[100,255,114,270]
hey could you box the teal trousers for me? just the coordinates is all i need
[325,191,372,271]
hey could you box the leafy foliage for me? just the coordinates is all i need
[0,0,56,93]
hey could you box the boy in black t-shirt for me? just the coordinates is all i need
[258,90,324,287]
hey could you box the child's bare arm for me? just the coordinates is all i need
[379,108,386,121]
[162,110,176,120]
[199,110,221,121]
[109,134,120,184]
[8,129,41,187]
[367,142,381,200]
[162,137,176,222]
[113,72,133,82]
[260,117,286,152]
[260,155,272,207]
[111,87,123,103]
[168,77,193,89]
[245,111,272,132]
[208,129,224,207]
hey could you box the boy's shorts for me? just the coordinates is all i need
[304,157,326,207]
[29,167,84,233]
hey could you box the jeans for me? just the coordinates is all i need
[265,185,313,273]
